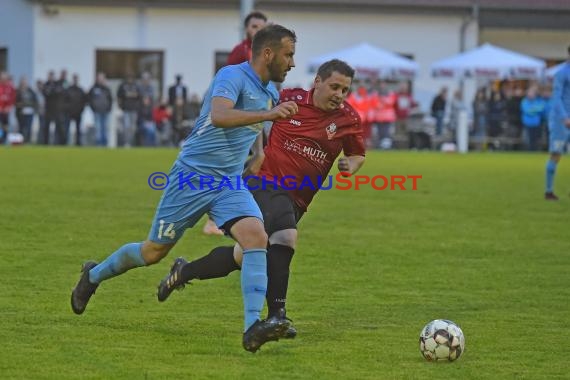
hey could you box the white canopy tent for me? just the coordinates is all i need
[307,42,419,80]
[431,43,546,80]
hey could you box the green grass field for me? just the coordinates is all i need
[1,147,569,379]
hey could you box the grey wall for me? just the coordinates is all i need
[0,0,35,81]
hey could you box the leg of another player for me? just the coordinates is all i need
[266,229,297,338]
[545,152,561,200]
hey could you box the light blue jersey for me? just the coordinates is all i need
[549,62,570,153]
[177,62,279,178]
[148,62,278,243]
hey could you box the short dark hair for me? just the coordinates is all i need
[251,24,296,58]
[316,59,355,81]
[244,11,267,27]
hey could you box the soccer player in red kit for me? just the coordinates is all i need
[158,59,365,341]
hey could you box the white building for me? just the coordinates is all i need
[0,0,568,135]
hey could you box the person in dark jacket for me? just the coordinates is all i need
[117,73,141,147]
[42,70,66,145]
[88,72,113,147]
[15,76,38,143]
[65,74,87,146]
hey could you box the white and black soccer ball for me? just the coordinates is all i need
[419,319,465,362]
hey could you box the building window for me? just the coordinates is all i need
[95,49,164,100]
[214,51,230,75]
[0,48,7,73]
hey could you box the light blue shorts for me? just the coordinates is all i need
[148,162,262,243]
[548,126,570,154]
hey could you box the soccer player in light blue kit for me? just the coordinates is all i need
[545,45,570,200]
[71,24,299,352]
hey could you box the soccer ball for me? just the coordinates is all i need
[419,319,465,362]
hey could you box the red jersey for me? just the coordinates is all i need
[258,88,365,211]
[226,39,252,65]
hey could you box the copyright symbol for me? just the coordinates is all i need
[148,172,169,190]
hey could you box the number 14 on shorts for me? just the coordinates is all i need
[158,220,176,240]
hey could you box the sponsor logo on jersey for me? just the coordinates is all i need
[283,138,328,164]
[326,122,337,140]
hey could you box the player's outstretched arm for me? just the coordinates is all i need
[338,155,365,176]
[211,97,298,128]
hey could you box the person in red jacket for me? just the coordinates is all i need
[0,71,16,144]
[226,11,268,65]
[368,81,397,149]
[394,82,417,133]
[347,85,372,147]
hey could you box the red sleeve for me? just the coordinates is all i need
[341,107,366,156]
[226,41,249,65]
[343,133,366,157]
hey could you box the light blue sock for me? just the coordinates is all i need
[241,248,267,331]
[89,242,146,284]
[546,159,557,193]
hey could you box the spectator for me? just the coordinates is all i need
[394,82,417,136]
[347,84,372,147]
[487,90,507,138]
[505,85,524,140]
[42,70,66,145]
[35,80,46,144]
[138,95,156,146]
[521,85,546,151]
[472,88,488,138]
[153,100,172,147]
[117,73,141,147]
[0,71,16,144]
[15,76,38,144]
[226,11,268,65]
[448,89,466,138]
[64,74,87,146]
[431,87,447,136]
[369,81,397,149]
[175,93,202,145]
[139,71,155,101]
[88,72,113,147]
[168,74,188,141]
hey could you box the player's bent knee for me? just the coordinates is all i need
[231,217,268,251]
[141,240,174,265]
[269,229,297,249]
[233,244,244,267]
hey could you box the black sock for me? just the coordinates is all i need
[181,246,239,282]
[266,244,295,317]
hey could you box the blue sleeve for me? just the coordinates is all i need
[551,69,568,120]
[211,66,243,104]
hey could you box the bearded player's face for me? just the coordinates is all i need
[267,37,296,83]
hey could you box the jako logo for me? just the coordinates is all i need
[289,119,301,126]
